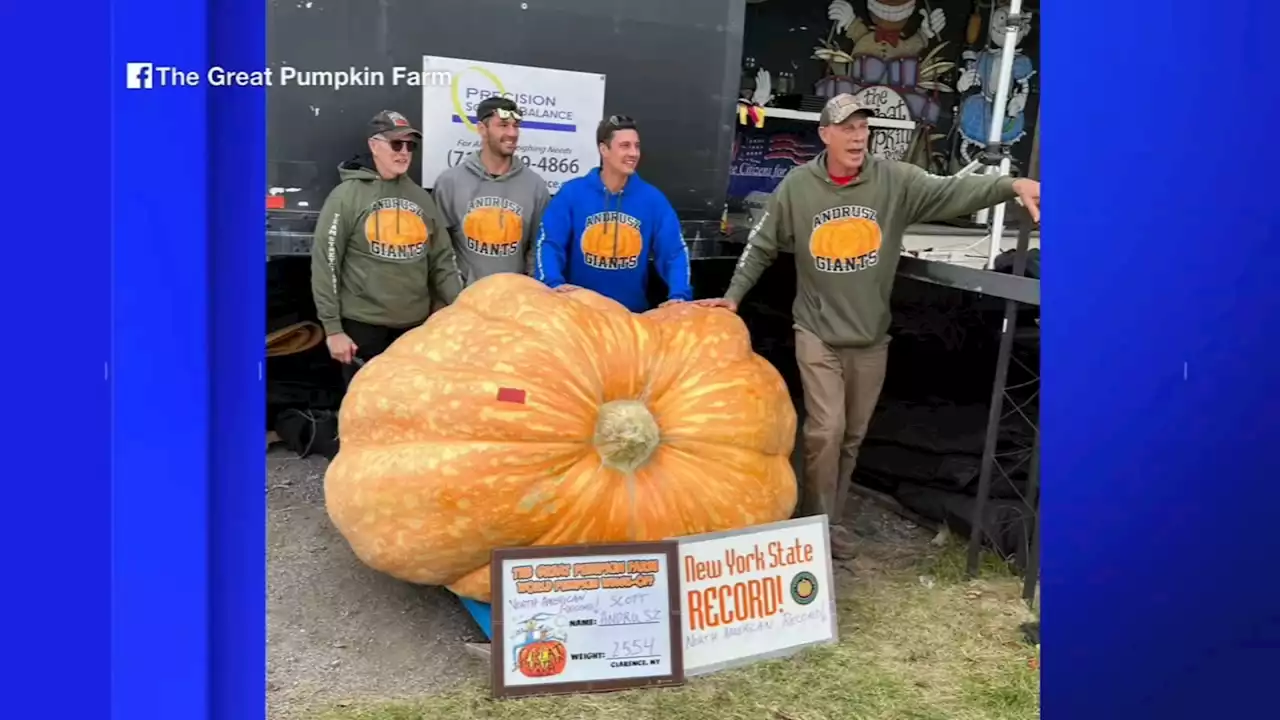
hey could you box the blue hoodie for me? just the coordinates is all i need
[533,168,692,312]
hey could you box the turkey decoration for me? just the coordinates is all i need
[737,66,774,127]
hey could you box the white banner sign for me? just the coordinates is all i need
[677,516,839,676]
[420,55,606,195]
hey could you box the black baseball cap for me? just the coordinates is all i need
[476,97,522,122]
[368,110,422,138]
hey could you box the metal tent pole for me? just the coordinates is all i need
[1028,105,1041,181]
[965,214,1033,577]
[1021,433,1041,604]
[973,0,1024,268]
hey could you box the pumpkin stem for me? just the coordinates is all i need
[593,400,661,473]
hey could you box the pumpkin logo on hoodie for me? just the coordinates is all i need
[579,211,643,270]
[809,205,882,273]
[461,196,524,258]
[364,197,430,261]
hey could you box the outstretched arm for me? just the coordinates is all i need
[652,198,692,302]
[897,164,1019,225]
[533,189,572,287]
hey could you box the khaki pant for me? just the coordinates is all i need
[794,326,888,525]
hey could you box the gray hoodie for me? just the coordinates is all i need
[432,152,551,284]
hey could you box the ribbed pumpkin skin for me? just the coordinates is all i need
[324,273,797,602]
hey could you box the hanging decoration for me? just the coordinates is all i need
[812,0,956,167]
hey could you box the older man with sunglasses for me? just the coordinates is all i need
[310,110,464,385]
[534,114,692,312]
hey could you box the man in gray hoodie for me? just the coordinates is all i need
[433,97,552,284]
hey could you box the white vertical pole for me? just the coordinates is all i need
[974,0,1023,269]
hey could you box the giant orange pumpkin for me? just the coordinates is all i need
[324,273,797,602]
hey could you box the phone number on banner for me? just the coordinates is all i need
[446,151,581,176]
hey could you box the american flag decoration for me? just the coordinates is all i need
[728,132,822,199]
[734,134,821,165]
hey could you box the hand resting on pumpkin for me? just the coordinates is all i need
[692,297,739,312]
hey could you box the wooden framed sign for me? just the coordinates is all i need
[489,541,685,699]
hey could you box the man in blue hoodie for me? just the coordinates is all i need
[533,115,692,312]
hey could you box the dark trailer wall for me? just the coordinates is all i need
[268,0,745,223]
[266,0,748,439]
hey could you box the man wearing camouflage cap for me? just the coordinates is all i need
[700,94,1041,559]
[310,110,464,385]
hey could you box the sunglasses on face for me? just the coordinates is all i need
[380,138,417,153]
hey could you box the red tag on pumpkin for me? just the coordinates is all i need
[496,387,526,404]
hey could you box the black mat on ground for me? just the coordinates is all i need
[268,259,346,431]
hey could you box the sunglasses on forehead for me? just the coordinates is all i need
[481,107,523,122]
[607,114,636,126]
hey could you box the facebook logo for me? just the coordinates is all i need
[126,62,153,89]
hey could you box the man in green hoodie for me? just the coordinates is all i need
[433,97,551,283]
[310,110,464,384]
[699,94,1041,558]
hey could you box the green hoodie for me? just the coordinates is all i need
[310,159,464,336]
[725,152,1018,348]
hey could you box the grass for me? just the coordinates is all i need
[309,540,1040,720]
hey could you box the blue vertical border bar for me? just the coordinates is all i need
[1043,1,1280,719]
[0,0,112,717]
[110,0,212,719]
[208,0,267,716]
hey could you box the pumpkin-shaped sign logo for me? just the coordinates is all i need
[517,640,568,678]
[790,571,819,605]
[364,197,430,261]
[461,196,524,258]
[809,205,882,274]
[580,211,643,270]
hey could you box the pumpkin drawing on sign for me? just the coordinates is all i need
[791,571,819,605]
[323,273,798,603]
[517,640,568,678]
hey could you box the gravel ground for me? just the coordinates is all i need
[267,446,934,719]
[267,449,484,719]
